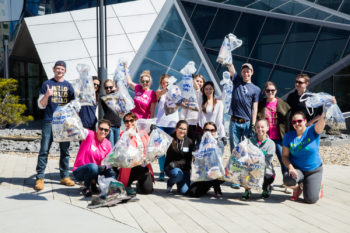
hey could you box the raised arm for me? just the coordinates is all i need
[314,113,325,134]
[226,64,236,77]
[124,63,136,90]
[156,89,167,101]
[38,84,53,109]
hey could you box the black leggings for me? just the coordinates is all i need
[128,166,153,194]
[283,165,323,204]
[188,180,224,197]
[263,174,275,191]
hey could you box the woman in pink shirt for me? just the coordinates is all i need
[257,81,291,178]
[73,119,115,197]
[125,65,157,119]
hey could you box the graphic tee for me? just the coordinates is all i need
[132,84,157,119]
[282,125,321,171]
[265,99,280,140]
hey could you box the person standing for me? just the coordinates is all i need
[35,60,75,191]
[155,74,179,181]
[226,63,261,189]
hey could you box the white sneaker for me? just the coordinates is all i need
[166,186,173,194]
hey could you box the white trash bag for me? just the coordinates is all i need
[102,129,144,168]
[220,71,233,114]
[180,61,199,111]
[136,118,157,137]
[146,127,173,163]
[52,100,88,142]
[113,58,128,89]
[71,64,96,106]
[225,138,265,190]
[165,76,182,115]
[216,33,243,65]
[191,132,225,182]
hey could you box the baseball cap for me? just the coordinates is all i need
[54,60,66,69]
[241,63,253,72]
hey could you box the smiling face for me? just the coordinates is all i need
[175,123,188,140]
[241,67,253,83]
[93,79,100,92]
[255,120,269,138]
[265,84,277,100]
[124,115,136,131]
[104,80,114,94]
[295,77,308,93]
[204,124,217,137]
[53,65,66,80]
[97,122,110,142]
[291,113,307,132]
[195,76,204,89]
[203,83,214,98]
[161,77,169,90]
[140,75,151,90]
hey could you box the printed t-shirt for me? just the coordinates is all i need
[265,99,280,140]
[73,130,112,171]
[282,125,321,171]
[40,78,75,122]
[132,84,157,119]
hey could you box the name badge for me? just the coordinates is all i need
[183,147,189,152]
[91,145,97,152]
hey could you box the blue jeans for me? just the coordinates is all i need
[107,127,120,146]
[36,122,70,180]
[273,139,287,175]
[165,167,190,195]
[229,120,251,152]
[158,127,175,172]
[73,163,116,188]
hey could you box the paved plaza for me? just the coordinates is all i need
[0,153,350,233]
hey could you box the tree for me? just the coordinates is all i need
[0,78,34,128]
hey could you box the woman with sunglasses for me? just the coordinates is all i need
[155,74,179,181]
[118,112,154,195]
[73,119,116,197]
[197,81,225,141]
[125,65,157,119]
[164,120,195,195]
[100,79,122,146]
[257,81,290,182]
[282,111,325,203]
[188,122,224,198]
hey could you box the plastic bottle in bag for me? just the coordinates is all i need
[216,33,243,65]
[113,58,128,89]
[146,127,173,163]
[136,118,157,137]
[220,71,233,114]
[71,64,96,106]
[164,76,182,115]
[180,61,199,111]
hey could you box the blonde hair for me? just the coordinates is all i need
[104,79,114,87]
[194,74,205,83]
[140,70,152,85]
[159,74,170,89]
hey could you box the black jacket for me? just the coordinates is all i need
[100,91,121,128]
[165,136,194,172]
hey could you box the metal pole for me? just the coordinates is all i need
[98,0,107,119]
[3,39,9,79]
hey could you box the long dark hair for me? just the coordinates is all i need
[171,120,189,150]
[202,81,217,113]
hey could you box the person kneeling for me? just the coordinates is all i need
[118,112,154,196]
[73,119,116,197]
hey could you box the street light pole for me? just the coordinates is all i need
[3,39,9,79]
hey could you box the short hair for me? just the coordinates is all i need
[264,81,277,91]
[292,111,306,120]
[296,73,310,83]
[98,119,111,128]
[203,122,217,131]
[123,112,138,122]
[256,118,269,127]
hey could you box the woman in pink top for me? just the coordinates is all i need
[118,112,154,196]
[125,65,157,119]
[73,119,115,197]
[257,81,291,177]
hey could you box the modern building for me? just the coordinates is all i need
[2,0,350,119]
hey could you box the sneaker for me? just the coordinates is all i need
[126,187,136,196]
[231,183,240,189]
[291,186,303,201]
[60,177,75,186]
[242,190,252,201]
[158,172,165,181]
[261,190,270,199]
[82,187,92,197]
[166,186,173,194]
[34,179,44,191]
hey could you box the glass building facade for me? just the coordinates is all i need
[132,0,350,111]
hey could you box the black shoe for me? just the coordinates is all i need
[242,190,251,201]
[82,188,92,197]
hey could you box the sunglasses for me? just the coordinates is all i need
[99,127,110,133]
[265,89,276,93]
[291,119,305,125]
[104,86,113,90]
[124,119,135,124]
[94,83,100,87]
[295,81,305,85]
[141,80,149,84]
[204,129,216,133]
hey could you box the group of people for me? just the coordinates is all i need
[33,59,332,204]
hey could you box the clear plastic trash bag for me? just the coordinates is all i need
[224,138,265,190]
[191,132,225,182]
[220,71,233,114]
[102,129,144,168]
[136,118,157,137]
[145,127,173,163]
[180,61,199,111]
[71,64,96,106]
[100,89,135,118]
[52,100,88,142]
[300,92,346,130]
[165,76,182,115]
[113,58,128,89]
[216,33,243,65]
